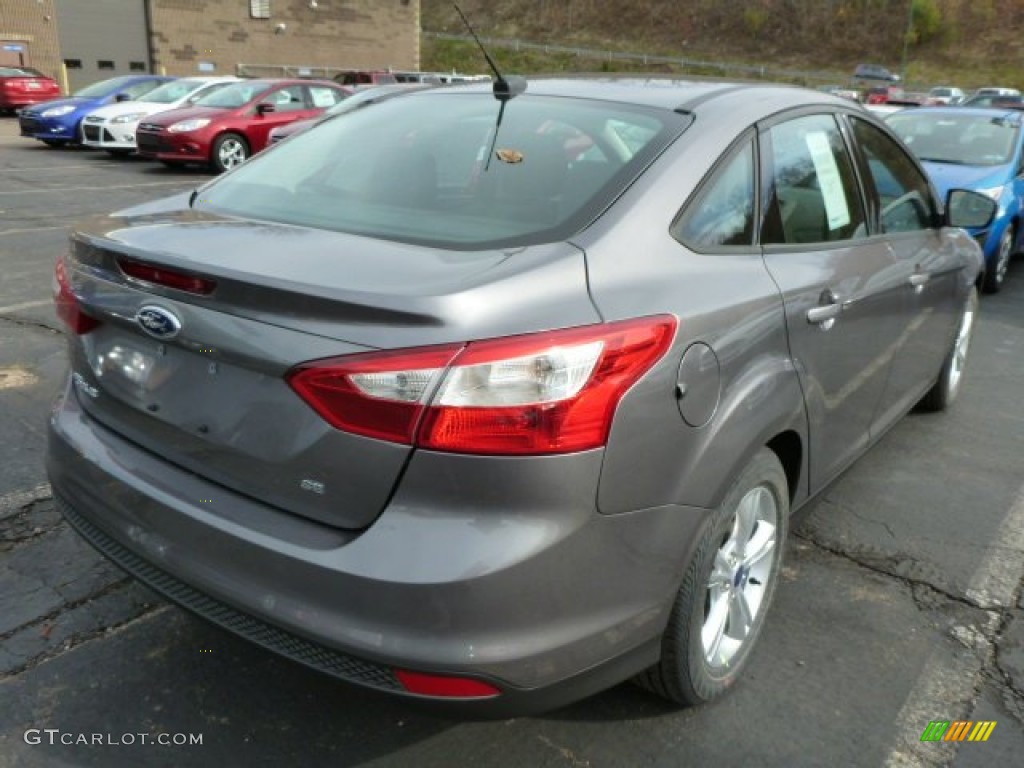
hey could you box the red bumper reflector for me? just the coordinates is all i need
[395,669,501,698]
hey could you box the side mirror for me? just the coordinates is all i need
[115,92,132,102]
[256,102,276,115]
[945,189,997,229]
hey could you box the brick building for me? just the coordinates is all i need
[148,0,420,80]
[0,1,63,84]
[1,0,419,93]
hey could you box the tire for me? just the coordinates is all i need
[918,287,978,412]
[982,226,1013,294]
[211,132,249,173]
[636,448,788,706]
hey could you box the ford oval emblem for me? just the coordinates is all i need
[135,306,181,340]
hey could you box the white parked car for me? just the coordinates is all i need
[974,86,1020,98]
[926,86,965,105]
[80,76,239,155]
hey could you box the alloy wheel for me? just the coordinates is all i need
[995,229,1012,286]
[218,138,247,170]
[702,485,778,669]
[947,298,975,397]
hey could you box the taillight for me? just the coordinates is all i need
[118,258,217,295]
[288,345,462,444]
[288,316,677,455]
[53,256,100,334]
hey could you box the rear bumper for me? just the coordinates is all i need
[48,381,708,714]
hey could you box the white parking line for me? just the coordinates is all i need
[0,366,39,390]
[0,299,53,314]
[0,482,52,516]
[0,225,68,236]
[0,180,194,195]
[0,164,112,173]
[884,485,1024,767]
[966,486,1024,609]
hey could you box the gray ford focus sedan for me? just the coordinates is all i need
[48,78,994,714]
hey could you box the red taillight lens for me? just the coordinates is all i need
[394,669,501,698]
[288,345,462,444]
[53,257,100,334]
[288,316,677,455]
[420,317,677,454]
[118,258,217,295]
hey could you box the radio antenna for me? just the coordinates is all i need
[453,4,526,102]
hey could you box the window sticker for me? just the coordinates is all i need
[805,131,851,230]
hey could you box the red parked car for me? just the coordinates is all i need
[135,79,350,172]
[865,85,906,105]
[0,66,61,113]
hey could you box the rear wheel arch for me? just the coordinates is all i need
[635,446,789,705]
[766,430,802,506]
[689,362,806,513]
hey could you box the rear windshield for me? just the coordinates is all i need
[887,112,1022,166]
[194,92,687,249]
[193,81,272,109]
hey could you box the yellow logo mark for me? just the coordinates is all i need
[922,720,996,742]
[966,721,997,742]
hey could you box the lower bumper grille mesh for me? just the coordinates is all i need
[57,495,402,691]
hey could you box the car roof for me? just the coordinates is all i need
[228,78,340,88]
[418,77,852,114]
[183,75,241,82]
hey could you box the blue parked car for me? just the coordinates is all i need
[886,107,1024,292]
[18,74,174,147]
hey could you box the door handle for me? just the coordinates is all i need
[806,303,841,324]
[807,290,842,330]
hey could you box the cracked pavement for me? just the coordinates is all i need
[1,117,1023,767]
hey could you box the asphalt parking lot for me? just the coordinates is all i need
[1,115,1023,768]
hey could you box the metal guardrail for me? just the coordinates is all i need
[423,31,844,86]
[239,33,853,88]
[235,64,350,79]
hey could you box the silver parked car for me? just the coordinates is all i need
[49,78,994,714]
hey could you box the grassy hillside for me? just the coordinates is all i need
[422,0,1024,90]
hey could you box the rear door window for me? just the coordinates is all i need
[761,114,867,245]
[309,86,343,108]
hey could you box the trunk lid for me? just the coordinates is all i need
[65,207,599,529]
